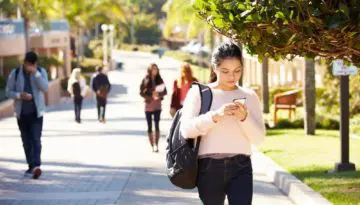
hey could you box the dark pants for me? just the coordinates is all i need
[145,110,161,133]
[74,97,83,121]
[17,113,43,169]
[96,96,107,120]
[197,155,253,205]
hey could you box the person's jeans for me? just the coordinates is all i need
[197,154,253,205]
[74,97,83,121]
[96,96,107,120]
[145,110,161,133]
[17,113,43,169]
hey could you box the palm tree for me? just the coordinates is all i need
[162,0,211,41]
[49,0,125,64]
[10,0,53,51]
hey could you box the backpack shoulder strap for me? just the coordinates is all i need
[191,82,213,114]
[15,67,20,81]
[191,82,213,153]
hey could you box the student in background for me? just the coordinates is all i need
[170,63,197,117]
[140,63,167,152]
[92,66,111,123]
[68,68,87,123]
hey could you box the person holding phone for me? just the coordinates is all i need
[140,63,167,152]
[180,42,265,205]
[6,51,49,179]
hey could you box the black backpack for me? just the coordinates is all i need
[72,82,82,98]
[166,82,213,189]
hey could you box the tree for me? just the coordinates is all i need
[262,58,270,114]
[162,0,216,48]
[193,0,360,135]
[49,0,126,63]
[9,0,53,51]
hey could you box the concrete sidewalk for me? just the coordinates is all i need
[0,51,294,205]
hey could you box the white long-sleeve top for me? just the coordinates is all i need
[180,84,265,156]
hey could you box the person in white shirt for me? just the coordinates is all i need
[67,68,87,123]
[180,42,265,205]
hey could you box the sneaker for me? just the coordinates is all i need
[153,145,159,153]
[32,167,42,179]
[24,168,32,177]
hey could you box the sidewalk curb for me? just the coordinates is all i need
[254,149,333,205]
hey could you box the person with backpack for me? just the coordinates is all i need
[140,63,167,153]
[170,63,197,117]
[67,68,87,123]
[6,51,49,179]
[179,42,265,205]
[92,66,111,123]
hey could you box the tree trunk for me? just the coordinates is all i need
[24,17,31,52]
[262,58,270,113]
[76,27,80,67]
[80,28,84,62]
[304,59,316,135]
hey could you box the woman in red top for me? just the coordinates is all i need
[170,63,197,117]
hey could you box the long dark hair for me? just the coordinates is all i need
[211,42,243,69]
[141,63,164,96]
[209,66,217,83]
[209,42,243,83]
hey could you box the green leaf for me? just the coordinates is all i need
[275,11,286,20]
[339,3,349,17]
[213,18,224,28]
[238,3,246,10]
[251,30,261,44]
[289,10,294,19]
[266,26,275,34]
[210,2,217,11]
[229,12,234,22]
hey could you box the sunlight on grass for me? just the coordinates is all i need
[259,129,360,205]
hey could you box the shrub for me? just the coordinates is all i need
[38,55,63,78]
[0,75,6,89]
[318,67,360,117]
[71,58,102,74]
[273,116,339,130]
[274,119,294,129]
[3,59,21,76]
[350,115,360,135]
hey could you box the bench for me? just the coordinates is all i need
[273,90,300,125]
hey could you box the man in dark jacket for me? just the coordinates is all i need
[92,66,111,123]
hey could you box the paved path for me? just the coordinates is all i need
[0,51,294,205]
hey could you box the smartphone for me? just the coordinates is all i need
[233,98,246,105]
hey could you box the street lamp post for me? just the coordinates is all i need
[108,24,114,70]
[101,24,108,66]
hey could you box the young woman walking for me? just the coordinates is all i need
[180,42,265,205]
[140,63,167,152]
[68,68,87,123]
[170,63,197,117]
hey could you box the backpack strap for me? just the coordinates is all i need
[191,82,213,153]
[15,67,20,82]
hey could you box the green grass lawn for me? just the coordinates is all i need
[259,129,360,205]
